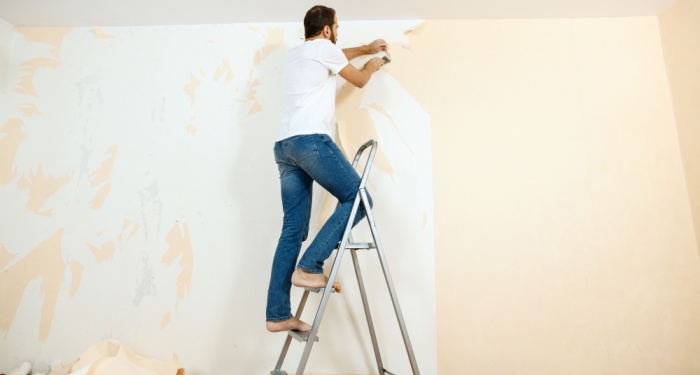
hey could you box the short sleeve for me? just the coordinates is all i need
[318,41,349,75]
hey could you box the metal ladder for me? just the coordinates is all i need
[271,139,420,375]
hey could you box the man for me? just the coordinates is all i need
[266,5,387,332]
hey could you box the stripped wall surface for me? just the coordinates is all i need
[0,21,437,375]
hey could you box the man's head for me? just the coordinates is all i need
[304,5,338,43]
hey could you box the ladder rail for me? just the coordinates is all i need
[297,140,377,374]
[361,187,421,374]
[351,249,385,375]
[295,184,366,374]
[272,139,420,375]
[273,290,311,371]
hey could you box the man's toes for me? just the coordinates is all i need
[297,321,312,331]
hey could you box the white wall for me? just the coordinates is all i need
[0,21,437,375]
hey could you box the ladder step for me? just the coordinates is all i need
[288,330,319,343]
[304,286,337,293]
[270,371,288,375]
[337,242,376,250]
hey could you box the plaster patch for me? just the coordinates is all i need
[15,27,73,58]
[245,28,281,115]
[13,58,63,96]
[161,222,194,327]
[87,241,116,263]
[92,26,114,39]
[161,312,171,329]
[183,74,200,105]
[246,79,262,100]
[243,73,263,116]
[17,164,72,216]
[20,103,42,117]
[186,124,198,136]
[248,101,262,116]
[69,260,84,297]
[128,224,140,240]
[119,219,141,243]
[90,145,118,187]
[0,119,27,185]
[89,183,112,210]
[0,244,15,271]
[253,27,284,65]
[213,59,235,85]
[0,229,65,340]
[89,145,118,209]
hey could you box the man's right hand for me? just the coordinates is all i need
[363,57,385,73]
[339,57,386,88]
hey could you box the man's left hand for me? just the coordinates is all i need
[368,39,388,54]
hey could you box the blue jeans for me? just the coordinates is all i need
[266,134,373,322]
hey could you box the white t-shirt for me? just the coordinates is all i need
[275,39,349,141]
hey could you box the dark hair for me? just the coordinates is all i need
[304,5,336,39]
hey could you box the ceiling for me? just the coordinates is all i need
[0,0,677,27]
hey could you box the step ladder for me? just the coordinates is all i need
[271,139,420,375]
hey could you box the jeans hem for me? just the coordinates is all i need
[266,315,293,322]
[296,265,322,274]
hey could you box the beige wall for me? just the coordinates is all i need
[659,0,700,257]
[391,18,700,374]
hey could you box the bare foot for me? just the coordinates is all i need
[266,317,311,332]
[292,269,342,293]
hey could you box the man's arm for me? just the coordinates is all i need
[341,39,388,60]
[342,45,371,61]
[338,58,384,89]
[338,39,388,88]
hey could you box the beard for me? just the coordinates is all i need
[330,28,337,44]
